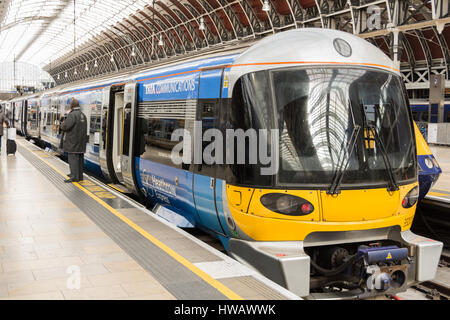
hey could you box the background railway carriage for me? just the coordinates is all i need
[411,100,450,124]
[8,29,443,299]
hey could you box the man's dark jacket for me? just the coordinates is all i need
[0,112,9,136]
[61,107,88,153]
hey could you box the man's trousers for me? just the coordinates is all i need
[68,153,84,181]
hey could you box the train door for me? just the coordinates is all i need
[120,82,139,194]
[112,90,124,181]
[99,86,113,180]
[99,84,124,183]
[192,68,226,235]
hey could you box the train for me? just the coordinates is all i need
[410,100,450,124]
[5,29,443,299]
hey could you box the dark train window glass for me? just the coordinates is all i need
[122,103,131,155]
[101,107,108,150]
[140,117,186,168]
[46,112,52,125]
[271,67,416,186]
[89,95,102,146]
[226,71,273,186]
[411,111,418,121]
[194,99,220,176]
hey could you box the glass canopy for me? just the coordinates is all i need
[0,0,150,67]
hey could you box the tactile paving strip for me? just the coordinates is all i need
[18,144,228,300]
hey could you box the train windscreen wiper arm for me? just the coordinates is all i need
[327,125,361,195]
[368,125,399,192]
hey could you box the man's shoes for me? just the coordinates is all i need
[64,178,79,183]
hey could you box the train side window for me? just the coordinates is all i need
[46,112,52,125]
[141,117,186,168]
[122,103,131,155]
[89,95,102,146]
[101,107,108,150]
[138,100,191,169]
[411,111,418,121]
[194,99,220,176]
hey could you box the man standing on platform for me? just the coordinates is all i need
[0,106,9,155]
[61,99,88,183]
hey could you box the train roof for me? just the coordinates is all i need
[11,29,400,101]
[225,28,400,94]
[40,43,251,98]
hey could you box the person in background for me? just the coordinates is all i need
[61,99,88,183]
[0,106,10,154]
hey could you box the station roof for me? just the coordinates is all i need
[0,0,448,88]
[0,0,150,66]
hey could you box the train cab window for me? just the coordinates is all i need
[270,67,416,187]
[227,71,273,186]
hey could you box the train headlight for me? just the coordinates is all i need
[424,157,434,169]
[260,193,314,216]
[431,157,439,168]
[402,186,419,208]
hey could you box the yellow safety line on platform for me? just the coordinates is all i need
[17,140,243,300]
[108,184,127,193]
[428,191,450,198]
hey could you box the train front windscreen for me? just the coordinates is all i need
[229,67,417,189]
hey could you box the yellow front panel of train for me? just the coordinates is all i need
[320,188,399,222]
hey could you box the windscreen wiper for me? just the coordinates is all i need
[327,124,361,195]
[367,125,399,192]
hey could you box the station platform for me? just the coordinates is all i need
[0,136,299,300]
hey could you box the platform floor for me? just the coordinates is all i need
[0,136,298,300]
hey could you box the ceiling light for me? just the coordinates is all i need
[110,54,114,62]
[94,60,98,68]
[199,17,205,31]
[85,63,89,71]
[74,68,77,75]
[158,35,163,46]
[65,71,68,78]
[262,0,270,12]
[57,74,60,80]
[131,47,136,57]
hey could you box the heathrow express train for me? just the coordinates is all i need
[8,29,443,299]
